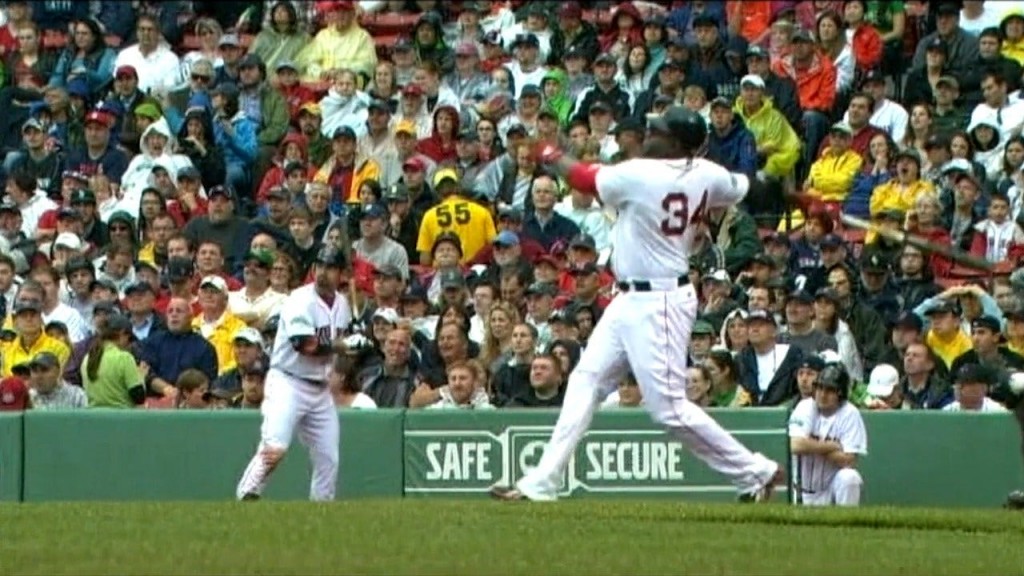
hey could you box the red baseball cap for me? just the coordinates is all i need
[402,84,424,97]
[0,377,28,411]
[402,157,426,172]
[84,109,115,128]
[115,65,138,79]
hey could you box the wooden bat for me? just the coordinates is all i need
[839,213,994,272]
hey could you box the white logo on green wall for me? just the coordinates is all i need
[404,426,776,495]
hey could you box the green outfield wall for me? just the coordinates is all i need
[0,409,1020,507]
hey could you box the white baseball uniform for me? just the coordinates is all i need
[514,157,780,500]
[788,397,867,506]
[236,284,351,501]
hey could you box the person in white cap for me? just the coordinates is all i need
[192,275,250,375]
[864,363,903,410]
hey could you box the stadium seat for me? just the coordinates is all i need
[949,265,988,279]
[361,12,419,36]
[42,30,67,49]
[105,34,122,48]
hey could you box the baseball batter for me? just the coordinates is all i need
[491,107,784,502]
[236,247,351,501]
[788,363,867,506]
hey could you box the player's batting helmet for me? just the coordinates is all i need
[815,362,850,402]
[647,105,708,152]
[314,246,347,268]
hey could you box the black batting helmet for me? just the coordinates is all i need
[314,246,347,268]
[647,105,707,152]
[815,362,850,401]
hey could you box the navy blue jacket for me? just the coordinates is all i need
[522,212,581,253]
[139,330,219,384]
[707,117,758,178]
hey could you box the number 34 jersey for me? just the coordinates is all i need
[416,196,497,264]
[595,158,749,280]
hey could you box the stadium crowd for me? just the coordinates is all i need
[0,0,1021,426]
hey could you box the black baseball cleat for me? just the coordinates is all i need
[1005,490,1024,510]
[489,485,529,501]
[241,492,261,501]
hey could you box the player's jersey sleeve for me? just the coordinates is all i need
[593,161,637,209]
[787,398,815,438]
[280,293,316,338]
[416,211,437,253]
[707,165,751,209]
[838,408,868,455]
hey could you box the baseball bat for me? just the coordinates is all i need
[839,213,994,272]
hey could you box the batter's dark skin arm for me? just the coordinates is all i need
[539,149,603,199]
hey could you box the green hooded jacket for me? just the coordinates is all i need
[541,68,572,128]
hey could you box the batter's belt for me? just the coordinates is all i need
[616,275,690,292]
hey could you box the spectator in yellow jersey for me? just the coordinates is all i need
[416,168,496,266]
[192,276,248,375]
[0,297,70,379]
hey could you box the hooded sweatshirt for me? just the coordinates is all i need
[968,118,1007,182]
[257,132,316,204]
[118,118,196,220]
[541,68,573,127]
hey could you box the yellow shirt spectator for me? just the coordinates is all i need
[416,169,496,265]
[1001,12,1024,65]
[192,311,248,375]
[870,178,934,216]
[925,328,973,370]
[295,17,378,83]
[805,133,863,202]
[193,275,248,375]
[0,301,71,378]
[732,90,801,179]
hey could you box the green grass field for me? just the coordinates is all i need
[1,501,1022,575]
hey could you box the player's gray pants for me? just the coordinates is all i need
[799,468,862,506]
[516,283,779,499]
[236,370,340,501]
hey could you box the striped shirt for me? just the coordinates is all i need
[29,382,88,410]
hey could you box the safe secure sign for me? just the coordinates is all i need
[403,416,786,499]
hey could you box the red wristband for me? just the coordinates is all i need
[567,162,600,196]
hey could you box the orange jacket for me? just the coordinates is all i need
[727,1,772,44]
[850,24,883,72]
[772,52,837,113]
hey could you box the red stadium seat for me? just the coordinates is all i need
[361,12,419,36]
[181,34,201,51]
[105,34,122,48]
[949,265,988,279]
[42,30,67,49]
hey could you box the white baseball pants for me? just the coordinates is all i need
[236,369,340,501]
[516,282,779,499]
[800,468,863,506]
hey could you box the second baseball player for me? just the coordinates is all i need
[236,246,351,501]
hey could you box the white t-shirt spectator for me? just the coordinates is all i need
[942,398,1008,412]
[114,42,183,94]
